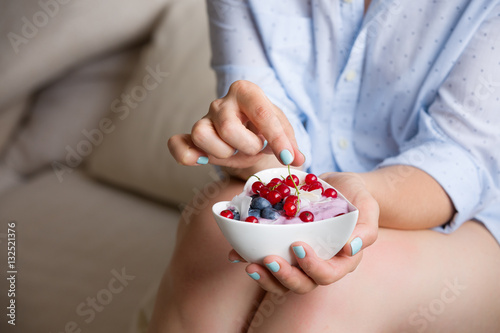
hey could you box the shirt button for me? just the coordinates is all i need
[338,138,349,150]
[345,70,357,81]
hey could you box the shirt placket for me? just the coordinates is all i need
[329,2,367,172]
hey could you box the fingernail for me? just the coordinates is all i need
[196,156,209,165]
[279,149,293,165]
[299,149,306,162]
[265,261,280,273]
[232,149,239,156]
[248,272,260,280]
[260,140,268,152]
[292,245,306,259]
[229,259,240,263]
[350,237,363,256]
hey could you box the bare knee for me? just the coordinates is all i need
[168,177,245,285]
[251,226,500,332]
[177,177,244,226]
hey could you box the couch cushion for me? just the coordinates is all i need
[0,162,23,195]
[0,99,28,156]
[1,47,142,176]
[0,0,168,110]
[0,170,179,333]
[87,0,219,206]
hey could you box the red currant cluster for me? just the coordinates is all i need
[220,172,339,223]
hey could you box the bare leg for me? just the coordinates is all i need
[148,178,264,333]
[249,221,500,332]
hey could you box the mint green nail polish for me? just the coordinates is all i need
[197,156,208,165]
[266,261,280,273]
[260,140,268,151]
[229,259,240,263]
[280,149,293,165]
[350,237,363,256]
[248,272,260,280]
[293,245,306,259]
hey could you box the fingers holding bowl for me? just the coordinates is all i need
[291,242,363,286]
[319,172,379,258]
[245,242,364,295]
[214,167,364,294]
[245,258,316,296]
[338,188,379,257]
[228,249,247,264]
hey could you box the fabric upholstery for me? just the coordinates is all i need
[87,0,219,206]
[0,0,167,110]
[0,170,179,333]
[1,48,141,176]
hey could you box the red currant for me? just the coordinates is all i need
[299,211,314,222]
[283,201,297,216]
[266,190,283,205]
[220,210,234,219]
[259,187,270,198]
[324,188,338,198]
[245,216,259,223]
[305,173,318,185]
[284,195,298,205]
[334,212,345,217]
[251,181,264,194]
[308,181,324,194]
[267,181,279,190]
[300,184,310,191]
[276,184,291,197]
[285,175,299,187]
[270,178,282,184]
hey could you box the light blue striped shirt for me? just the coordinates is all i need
[207,0,500,242]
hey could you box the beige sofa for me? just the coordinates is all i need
[0,1,220,332]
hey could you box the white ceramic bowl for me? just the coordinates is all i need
[212,168,358,265]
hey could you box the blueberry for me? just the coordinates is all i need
[248,208,260,217]
[273,202,283,211]
[261,207,279,220]
[230,208,240,220]
[250,197,272,210]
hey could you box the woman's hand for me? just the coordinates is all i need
[229,172,379,295]
[168,80,305,175]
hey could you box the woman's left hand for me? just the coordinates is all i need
[228,172,379,295]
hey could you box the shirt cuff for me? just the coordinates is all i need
[377,140,482,231]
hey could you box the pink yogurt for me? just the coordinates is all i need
[257,197,349,225]
[228,181,351,224]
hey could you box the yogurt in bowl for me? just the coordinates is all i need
[212,168,358,264]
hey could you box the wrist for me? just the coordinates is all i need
[360,165,455,229]
[357,171,380,202]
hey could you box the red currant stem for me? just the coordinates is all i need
[288,165,301,215]
[249,174,263,183]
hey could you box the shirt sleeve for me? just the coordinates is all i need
[378,8,500,232]
[206,0,312,169]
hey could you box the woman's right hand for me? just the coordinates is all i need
[168,80,305,174]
